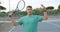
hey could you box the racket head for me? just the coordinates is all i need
[15,0,25,11]
[9,0,25,14]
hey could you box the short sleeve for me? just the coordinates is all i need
[18,18,23,25]
[37,15,43,22]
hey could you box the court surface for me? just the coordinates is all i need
[0,18,60,32]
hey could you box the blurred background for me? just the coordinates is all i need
[0,0,60,32]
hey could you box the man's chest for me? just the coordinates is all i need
[23,17,37,24]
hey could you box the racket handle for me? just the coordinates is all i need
[9,14,13,17]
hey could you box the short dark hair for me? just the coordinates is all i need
[27,6,32,8]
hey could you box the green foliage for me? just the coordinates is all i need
[47,10,54,15]
[14,11,27,16]
[46,6,54,10]
[58,4,60,10]
[0,6,6,10]
[0,5,60,17]
[19,11,27,16]
[0,12,8,17]
[57,4,60,12]
[32,8,44,16]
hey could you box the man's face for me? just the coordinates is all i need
[26,7,32,15]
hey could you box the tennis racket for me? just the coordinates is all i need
[9,0,25,32]
[9,0,25,17]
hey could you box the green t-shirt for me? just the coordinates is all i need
[18,15,43,32]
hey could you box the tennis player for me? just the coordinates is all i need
[9,4,48,32]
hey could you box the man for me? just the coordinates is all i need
[8,4,48,32]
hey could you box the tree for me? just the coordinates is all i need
[0,12,8,17]
[57,4,60,13]
[0,6,6,12]
[32,8,44,16]
[58,4,60,10]
[46,6,54,10]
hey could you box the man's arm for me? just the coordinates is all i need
[8,12,18,26]
[40,4,48,20]
[43,12,48,20]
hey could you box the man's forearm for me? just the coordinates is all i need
[43,11,48,20]
[9,17,16,23]
[42,5,48,20]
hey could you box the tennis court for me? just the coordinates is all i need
[0,18,60,32]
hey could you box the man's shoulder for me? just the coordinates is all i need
[33,15,43,18]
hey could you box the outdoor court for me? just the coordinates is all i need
[0,18,60,32]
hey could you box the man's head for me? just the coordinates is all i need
[26,6,32,15]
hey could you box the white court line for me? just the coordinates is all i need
[42,20,60,22]
[43,20,60,28]
[47,22,60,28]
[9,26,15,32]
[0,21,11,23]
[0,20,60,23]
[0,21,18,23]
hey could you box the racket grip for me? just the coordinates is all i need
[8,11,13,17]
[9,15,13,17]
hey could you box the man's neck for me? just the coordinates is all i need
[27,14,32,16]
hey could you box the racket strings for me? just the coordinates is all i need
[15,0,25,11]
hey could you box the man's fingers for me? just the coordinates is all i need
[8,11,14,17]
[41,4,44,6]
[41,4,45,8]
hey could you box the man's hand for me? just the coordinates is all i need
[40,4,48,20]
[40,4,46,12]
[8,11,13,17]
[8,11,18,26]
